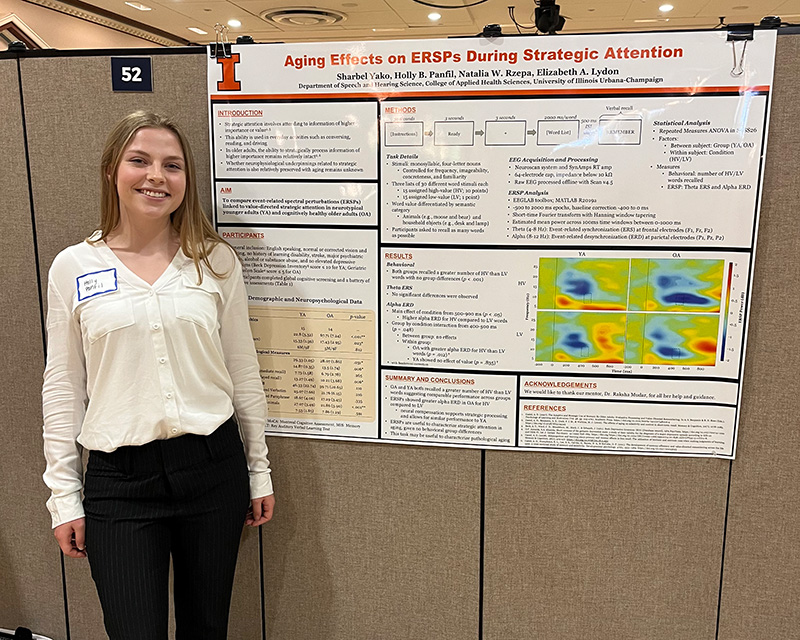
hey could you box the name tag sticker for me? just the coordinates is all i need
[77,269,118,301]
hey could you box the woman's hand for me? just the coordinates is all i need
[246,494,275,527]
[54,518,87,558]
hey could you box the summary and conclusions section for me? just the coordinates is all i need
[382,370,516,447]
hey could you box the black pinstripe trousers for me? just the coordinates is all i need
[83,417,250,640]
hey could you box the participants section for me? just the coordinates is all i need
[519,400,735,456]
[221,226,379,439]
[217,181,377,225]
[213,102,378,179]
[381,95,767,247]
[382,370,516,446]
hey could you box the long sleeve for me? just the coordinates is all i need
[42,266,88,528]
[217,254,273,499]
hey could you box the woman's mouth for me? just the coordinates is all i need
[138,189,169,199]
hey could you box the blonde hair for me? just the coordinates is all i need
[94,110,232,282]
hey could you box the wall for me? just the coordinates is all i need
[0,33,798,639]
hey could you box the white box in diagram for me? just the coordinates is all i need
[537,119,580,145]
[598,115,643,145]
[384,121,424,147]
[434,121,475,146]
[485,120,527,146]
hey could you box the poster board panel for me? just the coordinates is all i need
[0,57,67,640]
[20,52,261,640]
[717,34,800,640]
[483,453,728,640]
[262,439,481,640]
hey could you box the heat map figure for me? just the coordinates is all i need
[535,311,626,363]
[625,313,719,366]
[538,258,629,310]
[535,257,722,366]
[629,259,723,312]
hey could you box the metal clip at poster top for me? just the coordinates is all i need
[727,23,754,77]
[210,23,231,59]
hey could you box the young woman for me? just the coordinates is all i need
[42,111,274,639]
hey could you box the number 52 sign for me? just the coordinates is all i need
[111,57,153,92]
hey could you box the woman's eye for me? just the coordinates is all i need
[129,158,145,164]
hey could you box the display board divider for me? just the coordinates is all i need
[1,25,799,64]
[3,28,799,640]
[715,459,735,640]
[14,53,70,640]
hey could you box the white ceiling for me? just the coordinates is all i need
[78,0,799,45]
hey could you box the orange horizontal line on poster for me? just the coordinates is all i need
[211,85,770,101]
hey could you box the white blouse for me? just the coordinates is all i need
[42,235,272,528]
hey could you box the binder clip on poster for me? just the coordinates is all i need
[726,23,754,77]
[210,23,231,59]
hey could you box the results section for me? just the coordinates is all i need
[383,248,751,380]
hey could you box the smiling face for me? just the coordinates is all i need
[114,127,187,228]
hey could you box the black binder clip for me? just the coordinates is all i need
[481,24,502,38]
[726,23,754,77]
[210,23,231,59]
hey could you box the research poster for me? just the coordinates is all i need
[208,30,776,457]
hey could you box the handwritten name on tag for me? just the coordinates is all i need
[77,269,118,301]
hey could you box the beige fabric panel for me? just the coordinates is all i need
[0,58,67,640]
[484,453,728,639]
[262,438,481,640]
[21,52,261,639]
[717,34,800,640]
[21,54,212,279]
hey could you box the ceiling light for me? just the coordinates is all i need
[227,18,242,27]
[659,3,674,11]
[125,2,152,10]
[428,12,441,21]
[261,8,346,27]
[188,27,207,34]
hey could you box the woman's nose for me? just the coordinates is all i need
[148,164,165,182]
